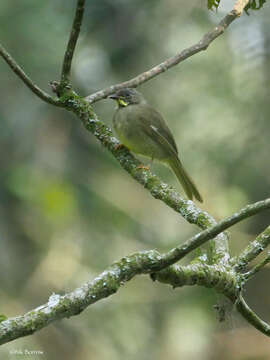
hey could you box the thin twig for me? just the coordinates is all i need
[1,197,270,344]
[236,295,270,336]
[0,44,61,106]
[234,225,270,272]
[60,0,86,85]
[85,10,240,104]
[243,252,270,280]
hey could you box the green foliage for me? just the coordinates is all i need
[207,0,221,11]
[245,0,267,14]
[207,0,267,13]
[0,315,7,323]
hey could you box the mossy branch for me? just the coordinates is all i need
[234,225,270,272]
[243,252,270,280]
[236,295,270,335]
[1,197,270,344]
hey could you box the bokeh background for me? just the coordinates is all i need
[0,0,270,359]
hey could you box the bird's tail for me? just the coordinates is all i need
[168,156,203,202]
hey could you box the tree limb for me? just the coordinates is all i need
[234,0,250,15]
[153,264,270,337]
[243,252,270,280]
[234,225,270,272]
[0,44,61,106]
[162,197,270,266]
[85,9,242,104]
[1,197,270,344]
[236,295,270,336]
[60,0,86,85]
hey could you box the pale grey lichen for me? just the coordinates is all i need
[48,293,61,308]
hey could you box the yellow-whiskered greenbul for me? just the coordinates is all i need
[109,88,203,202]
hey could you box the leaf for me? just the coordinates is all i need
[0,314,7,322]
[207,0,221,11]
[244,0,267,14]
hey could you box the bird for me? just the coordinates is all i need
[109,87,203,202]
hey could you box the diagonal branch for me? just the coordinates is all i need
[85,8,242,104]
[234,0,250,15]
[60,0,86,85]
[234,225,270,272]
[1,197,270,344]
[236,295,270,336]
[0,44,61,106]
[243,252,270,280]
[163,197,270,266]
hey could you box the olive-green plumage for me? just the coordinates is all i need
[109,88,203,202]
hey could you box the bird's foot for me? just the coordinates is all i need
[114,143,128,151]
[136,164,150,171]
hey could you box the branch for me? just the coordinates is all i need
[60,0,86,85]
[151,263,239,300]
[243,252,270,280]
[236,295,270,336]
[1,197,270,344]
[234,0,250,15]
[234,225,270,272]
[163,197,270,266]
[85,9,242,104]
[0,44,61,106]
[153,264,270,336]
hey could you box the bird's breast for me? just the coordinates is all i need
[113,106,166,160]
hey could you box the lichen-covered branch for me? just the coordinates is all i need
[161,197,270,266]
[0,44,61,106]
[243,252,270,280]
[236,295,270,336]
[152,263,239,301]
[153,264,270,336]
[234,225,270,272]
[60,0,86,85]
[1,197,270,344]
[85,9,241,104]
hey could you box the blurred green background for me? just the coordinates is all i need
[0,0,270,359]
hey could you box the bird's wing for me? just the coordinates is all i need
[137,104,179,156]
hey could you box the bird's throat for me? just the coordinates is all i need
[117,99,128,107]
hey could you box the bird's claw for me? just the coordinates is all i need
[115,143,128,151]
[137,164,150,171]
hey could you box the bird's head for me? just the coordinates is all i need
[109,88,145,107]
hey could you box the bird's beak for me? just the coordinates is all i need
[108,94,118,100]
